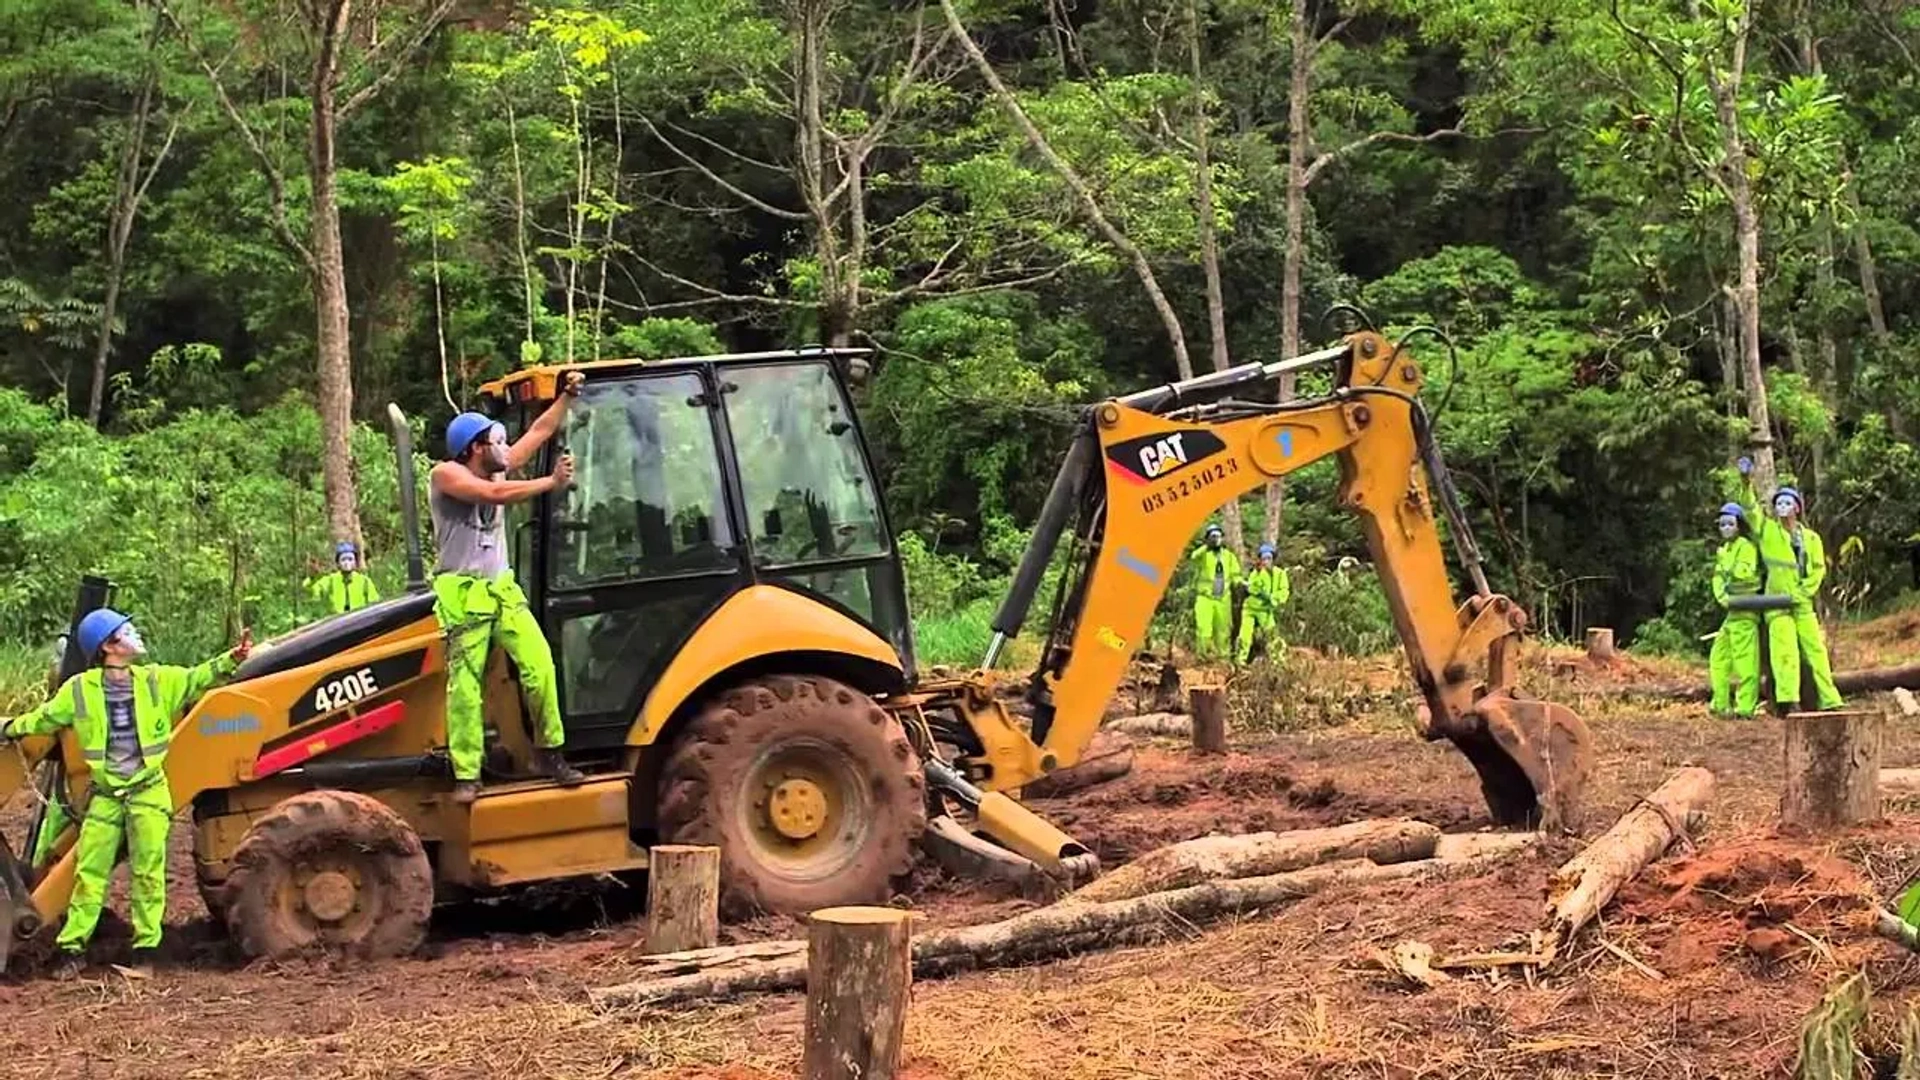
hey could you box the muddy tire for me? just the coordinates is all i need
[224,790,434,960]
[657,676,927,917]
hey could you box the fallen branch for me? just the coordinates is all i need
[1607,662,1920,703]
[591,849,1527,1009]
[1533,766,1715,964]
[1022,732,1135,799]
[1062,819,1440,905]
[1106,712,1190,737]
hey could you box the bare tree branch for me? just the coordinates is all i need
[635,112,808,220]
[155,0,314,268]
[941,0,1191,377]
[1301,125,1542,187]
[338,0,458,118]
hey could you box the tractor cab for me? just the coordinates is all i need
[478,347,916,754]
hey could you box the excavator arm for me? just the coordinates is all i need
[927,330,1591,858]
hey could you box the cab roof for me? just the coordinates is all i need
[479,346,872,404]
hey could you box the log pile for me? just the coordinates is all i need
[588,817,1537,1009]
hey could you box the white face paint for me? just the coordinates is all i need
[337,554,356,572]
[115,624,146,657]
[1774,495,1798,518]
[482,425,510,472]
[1718,518,1738,539]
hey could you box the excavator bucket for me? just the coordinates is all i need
[0,833,38,972]
[1450,690,1593,832]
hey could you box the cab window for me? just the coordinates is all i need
[550,374,733,589]
[725,363,886,567]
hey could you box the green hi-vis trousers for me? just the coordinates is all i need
[61,777,170,952]
[433,573,565,781]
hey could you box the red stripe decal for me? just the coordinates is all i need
[254,699,407,778]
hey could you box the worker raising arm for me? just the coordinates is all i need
[1736,457,1845,712]
[1,609,249,978]
[429,373,586,804]
[1188,525,1241,664]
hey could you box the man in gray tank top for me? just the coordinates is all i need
[431,371,587,803]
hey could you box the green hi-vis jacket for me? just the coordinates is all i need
[1711,538,1761,610]
[309,570,380,614]
[4,654,239,792]
[1243,565,1291,612]
[1189,546,1242,599]
[1741,481,1828,612]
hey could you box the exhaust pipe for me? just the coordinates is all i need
[386,403,428,593]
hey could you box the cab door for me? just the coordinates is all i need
[539,370,745,749]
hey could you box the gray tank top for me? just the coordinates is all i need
[430,479,510,578]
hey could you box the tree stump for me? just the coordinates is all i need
[1781,710,1883,830]
[1189,685,1227,755]
[1585,628,1616,662]
[802,907,913,1080]
[644,844,720,955]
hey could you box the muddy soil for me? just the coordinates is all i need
[0,644,1917,1078]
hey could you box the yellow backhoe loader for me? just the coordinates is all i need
[0,323,1592,966]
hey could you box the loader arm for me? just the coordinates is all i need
[952,330,1592,832]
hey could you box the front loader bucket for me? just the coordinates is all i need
[0,833,40,972]
[1452,691,1594,833]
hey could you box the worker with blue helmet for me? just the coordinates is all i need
[1735,457,1844,711]
[306,539,380,615]
[431,375,586,803]
[1236,542,1291,665]
[1188,524,1240,663]
[1,608,249,977]
[1707,502,1762,717]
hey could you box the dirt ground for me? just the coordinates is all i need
[2,636,1919,1080]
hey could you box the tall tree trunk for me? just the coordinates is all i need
[89,11,167,426]
[1717,285,1740,411]
[311,0,362,547]
[1266,0,1312,546]
[1695,0,1775,494]
[1847,181,1889,344]
[1188,0,1241,549]
[943,0,1192,378]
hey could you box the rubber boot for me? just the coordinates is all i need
[537,748,585,786]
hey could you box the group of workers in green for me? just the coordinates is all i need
[1707,456,1845,718]
[0,373,589,977]
[1188,525,1291,665]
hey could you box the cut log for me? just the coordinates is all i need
[1107,712,1191,737]
[1062,818,1440,905]
[1022,732,1136,799]
[1782,710,1882,830]
[644,845,720,955]
[591,847,1530,1009]
[1434,831,1543,862]
[802,907,912,1080]
[1884,768,1920,799]
[1605,662,1920,704]
[1190,685,1227,754]
[1534,766,1715,964]
[1585,628,1616,662]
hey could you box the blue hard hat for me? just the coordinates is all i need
[1717,502,1744,521]
[1258,543,1276,558]
[77,608,132,659]
[445,411,497,459]
[1774,487,1804,511]
[1205,524,1223,537]
[335,540,357,556]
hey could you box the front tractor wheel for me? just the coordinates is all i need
[657,676,928,917]
[224,790,434,960]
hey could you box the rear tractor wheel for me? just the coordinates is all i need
[224,790,434,960]
[657,676,927,917]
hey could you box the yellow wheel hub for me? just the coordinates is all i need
[769,778,829,840]
[302,870,357,922]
